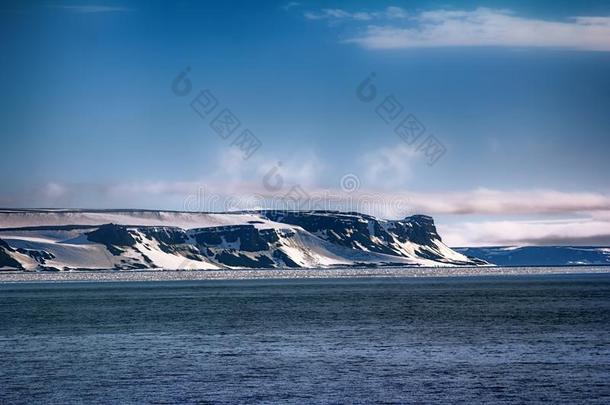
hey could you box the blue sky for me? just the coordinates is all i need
[1,1,610,246]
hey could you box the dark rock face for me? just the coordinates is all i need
[259,211,480,265]
[390,215,442,245]
[140,227,189,254]
[0,239,14,252]
[189,225,293,267]
[272,250,300,268]
[0,237,55,268]
[16,248,55,265]
[0,238,22,269]
[261,211,445,258]
[87,224,136,247]
[214,251,275,268]
[262,211,396,254]
[86,224,137,256]
[82,223,295,268]
[192,225,281,252]
[141,227,188,245]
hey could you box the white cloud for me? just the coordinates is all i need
[305,9,351,20]
[8,175,610,246]
[306,7,610,51]
[282,2,300,11]
[25,181,610,217]
[18,176,610,218]
[401,189,610,215]
[439,217,610,247]
[120,148,323,209]
[363,144,416,188]
[385,6,409,20]
[43,182,68,200]
[204,148,324,190]
[304,6,407,22]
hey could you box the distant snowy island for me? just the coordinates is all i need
[1,209,608,272]
[456,246,610,267]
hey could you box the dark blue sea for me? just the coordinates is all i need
[1,274,610,403]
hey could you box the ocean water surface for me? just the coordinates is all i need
[1,273,610,403]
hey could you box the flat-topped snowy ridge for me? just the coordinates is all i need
[0,209,487,271]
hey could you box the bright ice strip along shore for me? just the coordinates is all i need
[2,266,610,283]
[0,209,487,271]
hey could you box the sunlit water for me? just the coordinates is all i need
[1,272,610,403]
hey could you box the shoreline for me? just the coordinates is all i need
[1,265,610,283]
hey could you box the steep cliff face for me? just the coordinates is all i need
[0,209,486,270]
[261,211,477,265]
[86,224,137,255]
[389,215,441,245]
[0,239,22,270]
